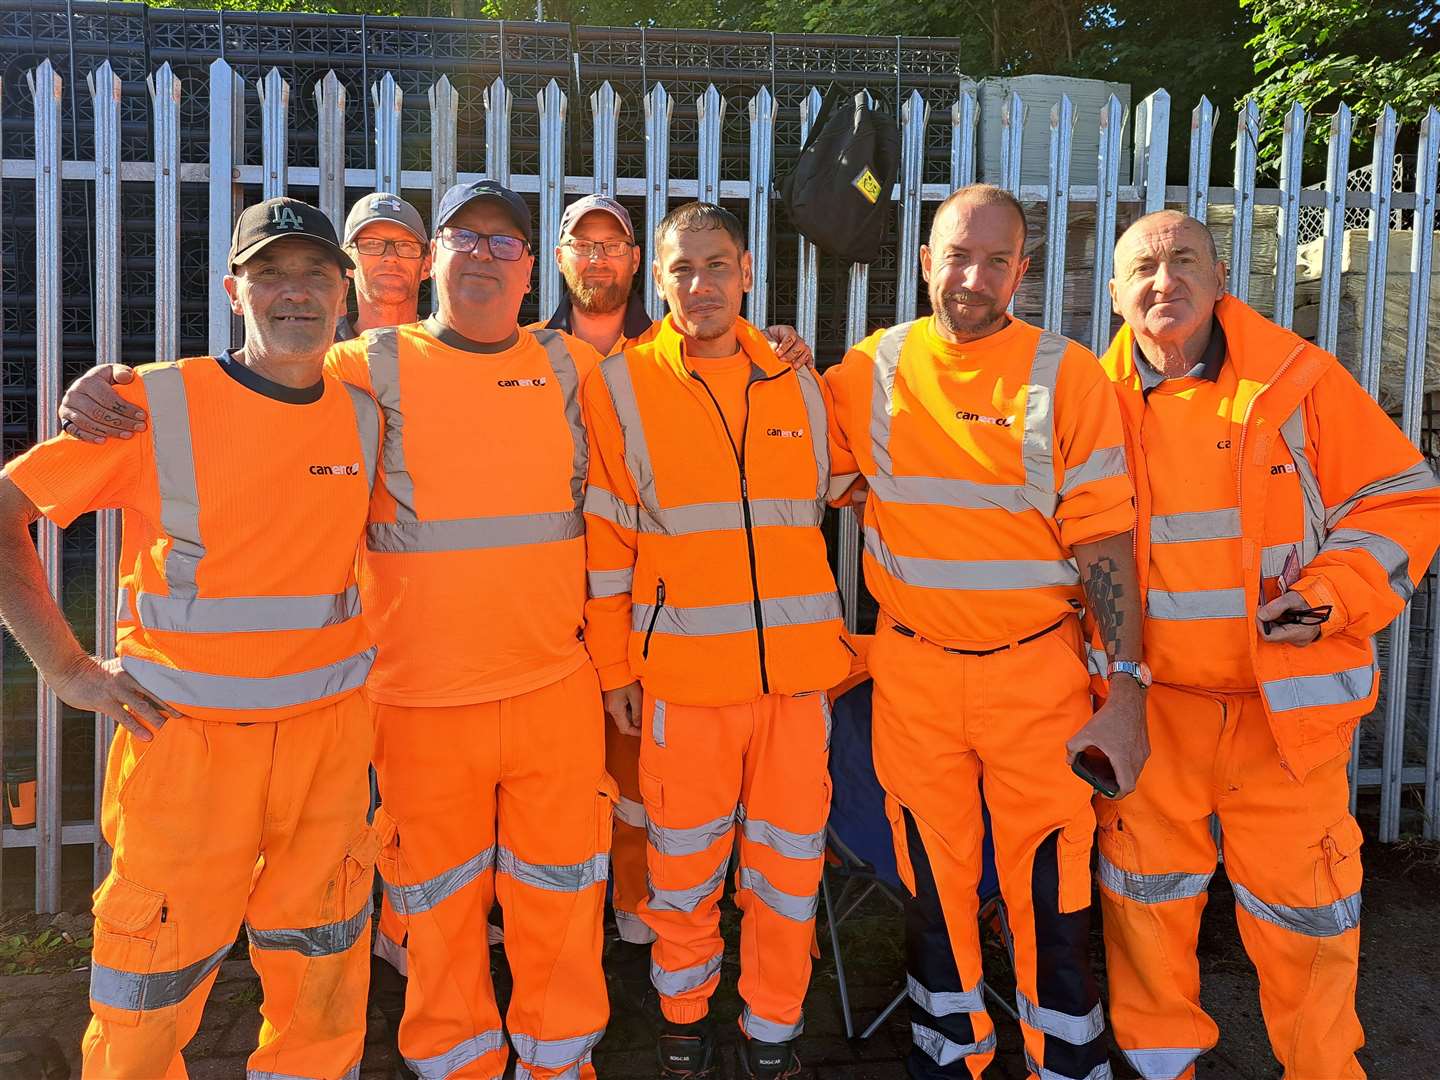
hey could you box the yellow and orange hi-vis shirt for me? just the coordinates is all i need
[2,355,378,723]
[326,320,602,706]
[825,315,1135,649]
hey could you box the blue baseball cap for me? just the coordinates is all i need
[434,179,532,245]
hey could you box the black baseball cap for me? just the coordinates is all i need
[434,179,533,244]
[229,196,354,272]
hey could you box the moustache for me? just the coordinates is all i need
[941,290,995,307]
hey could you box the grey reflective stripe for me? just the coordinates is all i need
[1149,507,1241,544]
[648,856,728,913]
[511,1028,605,1070]
[383,846,495,916]
[821,694,832,751]
[653,497,823,536]
[599,353,660,514]
[907,974,985,1016]
[614,910,655,945]
[248,1067,360,1080]
[135,586,361,634]
[532,329,589,511]
[142,366,204,598]
[1146,588,1247,621]
[614,795,647,828]
[1059,444,1128,497]
[868,473,1033,512]
[1027,1056,1113,1080]
[1097,855,1213,904]
[404,1030,507,1080]
[737,804,825,860]
[1320,528,1415,601]
[368,509,584,554]
[741,1005,805,1042]
[864,526,1078,591]
[1261,662,1376,713]
[121,647,374,711]
[366,327,418,522]
[912,1023,996,1066]
[515,1061,587,1080]
[583,485,639,531]
[651,953,722,996]
[1085,643,1108,679]
[118,586,136,622]
[1279,410,1324,564]
[496,847,609,892]
[632,592,841,637]
[1019,332,1069,517]
[1015,990,1105,1045]
[738,866,818,922]
[90,940,230,1012]
[1261,542,1298,579]
[372,923,408,975]
[651,697,667,747]
[588,567,633,599]
[247,903,370,957]
[341,381,380,492]
[1123,1047,1206,1079]
[868,322,915,480]
[1231,881,1361,937]
[796,367,830,502]
[648,811,735,856]
[1324,459,1439,529]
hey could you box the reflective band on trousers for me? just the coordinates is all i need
[1027,1054,1113,1080]
[864,526,1079,591]
[631,592,841,636]
[1149,507,1240,544]
[652,698,667,747]
[516,1060,588,1080]
[246,903,371,957]
[614,795,647,828]
[651,953,722,997]
[1097,855,1213,904]
[649,812,735,856]
[737,804,825,860]
[1015,990,1105,1045]
[1145,588,1246,621]
[912,1024,996,1066]
[367,509,584,554]
[496,847,609,893]
[1231,881,1361,937]
[738,866,819,922]
[1122,1046,1206,1079]
[404,1030,507,1080]
[741,1005,805,1042]
[249,1067,360,1080]
[511,1028,605,1070]
[136,585,361,634]
[383,846,496,915]
[121,647,374,712]
[90,940,230,1012]
[1261,662,1376,713]
[648,856,728,913]
[907,974,985,1016]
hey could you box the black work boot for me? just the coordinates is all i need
[657,1019,717,1079]
[740,1037,802,1079]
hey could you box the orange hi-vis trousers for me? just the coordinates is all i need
[1097,684,1364,1080]
[869,615,1108,1080]
[373,662,613,1080]
[82,691,379,1080]
[607,720,655,945]
[638,690,831,1042]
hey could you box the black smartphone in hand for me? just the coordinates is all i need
[1072,746,1120,799]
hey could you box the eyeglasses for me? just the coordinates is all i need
[350,237,424,259]
[1270,603,1333,627]
[562,238,634,259]
[438,227,529,261]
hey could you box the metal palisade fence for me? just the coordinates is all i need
[0,20,1438,913]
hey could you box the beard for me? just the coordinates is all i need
[563,265,631,315]
[932,287,1008,337]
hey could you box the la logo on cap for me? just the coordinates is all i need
[271,203,305,230]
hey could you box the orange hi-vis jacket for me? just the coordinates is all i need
[327,322,601,706]
[825,315,1136,650]
[1100,294,1440,779]
[582,316,852,705]
[3,356,380,722]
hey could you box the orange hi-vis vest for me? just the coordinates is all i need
[825,315,1136,650]
[1100,294,1440,779]
[583,316,851,706]
[326,323,599,706]
[4,356,380,722]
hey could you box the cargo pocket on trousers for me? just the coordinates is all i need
[597,775,619,856]
[341,807,392,922]
[637,765,665,879]
[90,873,175,1027]
[1057,819,1095,914]
[882,794,917,896]
[1318,814,1364,919]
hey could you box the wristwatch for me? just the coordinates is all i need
[1108,659,1152,690]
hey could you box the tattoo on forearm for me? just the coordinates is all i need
[1084,556,1125,659]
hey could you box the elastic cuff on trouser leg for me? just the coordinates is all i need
[661,998,711,1025]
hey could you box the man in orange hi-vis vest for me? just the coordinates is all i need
[1095,210,1440,1080]
[825,184,1149,1080]
[0,197,383,1079]
[583,202,852,1080]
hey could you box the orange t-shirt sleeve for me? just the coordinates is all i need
[1053,346,1135,549]
[2,380,151,527]
[324,339,375,395]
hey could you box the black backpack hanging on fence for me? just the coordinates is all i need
[781,87,901,265]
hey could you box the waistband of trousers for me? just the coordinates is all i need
[887,613,1072,656]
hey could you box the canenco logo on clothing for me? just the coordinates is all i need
[498,377,548,388]
[767,428,805,438]
[310,463,361,476]
[955,410,1014,427]
[1271,462,1297,475]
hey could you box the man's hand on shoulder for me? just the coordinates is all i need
[765,325,814,370]
[59,364,146,443]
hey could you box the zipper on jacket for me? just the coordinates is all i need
[642,577,666,659]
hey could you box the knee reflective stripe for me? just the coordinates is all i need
[372,925,408,975]
[404,1030,507,1080]
[1096,855,1213,904]
[248,1068,360,1080]
[383,845,496,915]
[1231,881,1361,937]
[737,866,819,922]
[651,953,723,997]
[736,804,825,860]
[587,566,633,598]
[1015,990,1105,1045]
[911,1023,996,1066]
[1122,1046,1206,1079]
[1261,662,1377,713]
[246,903,370,957]
[647,857,728,913]
[907,973,985,1016]
[515,1057,589,1080]
[511,1028,606,1071]
[497,847,609,892]
[615,795,647,828]
[121,647,375,712]
[648,811,735,856]
[614,910,655,944]
[90,940,230,1012]
[740,1004,804,1042]
[652,698,667,747]
[1025,1052,1114,1080]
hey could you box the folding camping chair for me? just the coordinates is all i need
[821,676,1018,1040]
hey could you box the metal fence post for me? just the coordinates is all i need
[208,59,244,354]
[1316,104,1352,354]
[537,79,567,313]
[747,86,776,328]
[1229,98,1260,302]
[485,78,512,185]
[1273,102,1306,329]
[373,73,403,196]
[150,64,181,361]
[697,85,725,207]
[1133,89,1170,214]
[1090,95,1124,354]
[644,83,672,319]
[796,89,821,350]
[950,86,977,191]
[591,80,619,196]
[315,72,347,233]
[258,67,290,199]
[896,90,929,323]
[1000,91,1025,197]
[1358,107,1397,401]
[1043,95,1075,334]
[1187,95,1215,221]
[429,76,459,315]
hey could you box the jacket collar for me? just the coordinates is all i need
[652,314,788,380]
